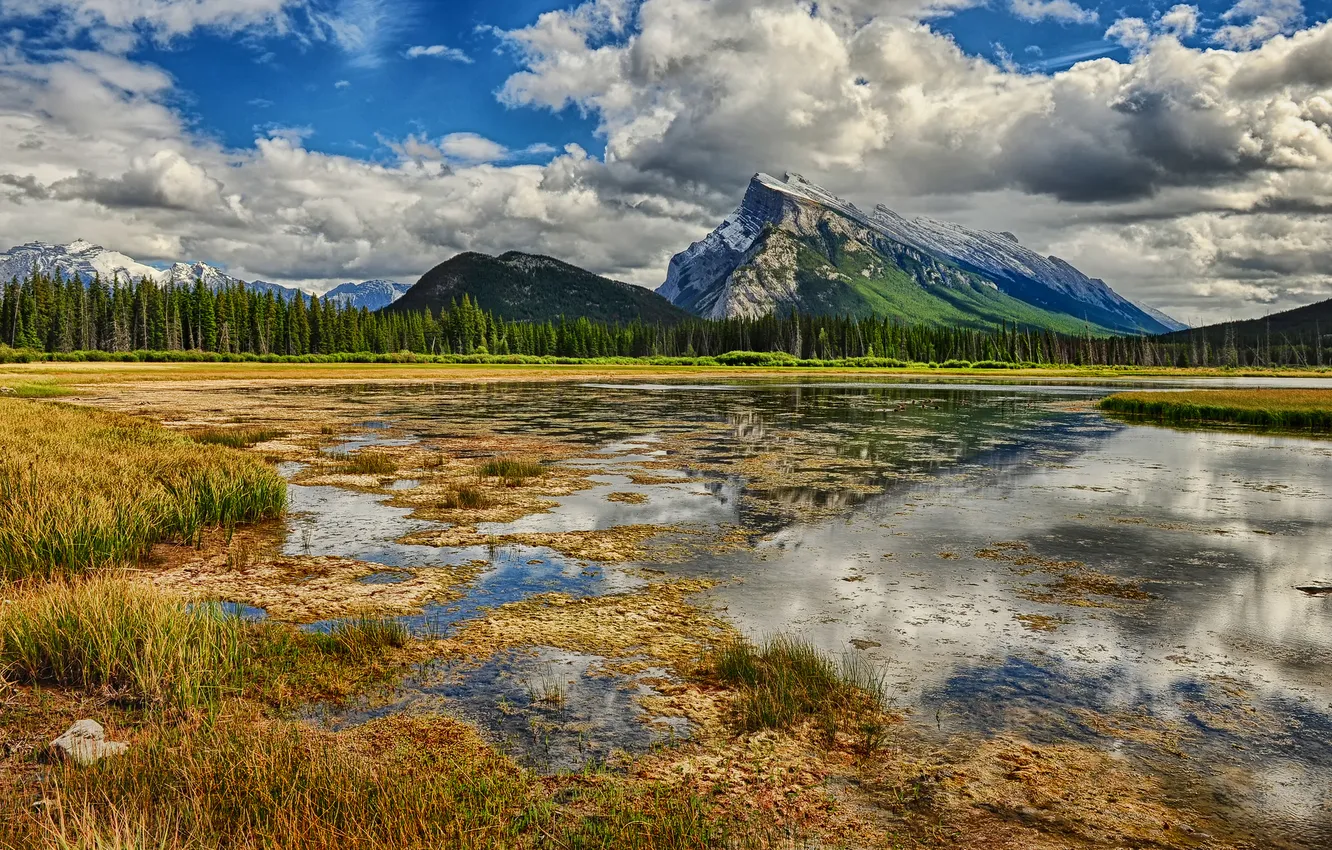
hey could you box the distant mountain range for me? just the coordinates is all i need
[658,173,1186,335]
[6,177,1187,334]
[388,251,689,325]
[0,241,410,312]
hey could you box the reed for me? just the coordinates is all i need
[311,616,408,658]
[440,484,492,510]
[477,456,545,484]
[190,427,284,448]
[0,399,286,581]
[336,450,398,476]
[707,635,886,732]
[1100,389,1332,431]
[0,575,245,714]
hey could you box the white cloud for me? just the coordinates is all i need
[334,79,350,88]
[1009,0,1098,25]
[404,44,472,62]
[0,0,299,46]
[1105,17,1152,49]
[1213,0,1304,50]
[1160,4,1200,38]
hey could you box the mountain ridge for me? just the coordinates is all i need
[658,173,1185,335]
[389,251,690,325]
[0,241,409,311]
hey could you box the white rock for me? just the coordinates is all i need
[49,719,128,766]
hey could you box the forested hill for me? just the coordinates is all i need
[1159,298,1332,366]
[389,251,690,325]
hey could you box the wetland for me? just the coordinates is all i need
[3,369,1330,849]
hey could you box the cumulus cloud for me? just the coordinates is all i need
[1009,0,1098,25]
[405,44,472,62]
[1213,0,1305,50]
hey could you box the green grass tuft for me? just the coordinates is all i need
[707,635,886,733]
[310,616,408,659]
[0,399,287,582]
[0,575,245,715]
[441,484,492,510]
[190,427,284,448]
[478,456,545,483]
[333,450,399,476]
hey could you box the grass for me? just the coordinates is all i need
[1,381,76,398]
[6,715,725,850]
[440,484,492,510]
[190,427,284,448]
[478,456,545,484]
[0,575,245,715]
[0,399,286,582]
[1100,389,1332,432]
[706,635,886,734]
[309,616,408,659]
[333,450,399,476]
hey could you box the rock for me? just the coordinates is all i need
[49,720,128,766]
[0,386,14,395]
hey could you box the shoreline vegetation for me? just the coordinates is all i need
[1100,389,1332,432]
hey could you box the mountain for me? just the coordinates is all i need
[0,240,161,286]
[323,279,411,311]
[390,251,690,324]
[658,173,1182,335]
[0,240,405,309]
[1158,297,1332,348]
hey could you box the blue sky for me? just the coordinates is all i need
[0,0,1328,323]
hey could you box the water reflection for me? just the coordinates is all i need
[261,379,1331,843]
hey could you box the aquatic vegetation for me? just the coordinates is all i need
[335,450,399,476]
[0,399,286,581]
[313,616,409,658]
[5,715,725,850]
[190,426,284,448]
[0,575,245,714]
[707,635,886,733]
[441,484,492,509]
[607,491,649,504]
[1,380,75,398]
[478,455,546,484]
[1101,389,1332,431]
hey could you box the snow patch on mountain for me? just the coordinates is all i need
[322,279,411,311]
[658,173,1184,333]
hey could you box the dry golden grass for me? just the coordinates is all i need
[0,399,286,581]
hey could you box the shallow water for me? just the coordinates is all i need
[269,379,1332,844]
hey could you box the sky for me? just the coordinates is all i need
[0,0,1329,324]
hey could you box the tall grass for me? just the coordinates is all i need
[333,451,398,476]
[478,456,545,484]
[310,616,408,659]
[0,576,245,714]
[0,399,286,581]
[1100,389,1332,431]
[189,427,283,448]
[707,635,886,733]
[10,717,724,850]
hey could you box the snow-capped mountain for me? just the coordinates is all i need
[322,279,411,311]
[659,174,1184,335]
[0,240,161,286]
[0,240,405,309]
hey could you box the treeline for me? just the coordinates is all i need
[3,267,1329,367]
